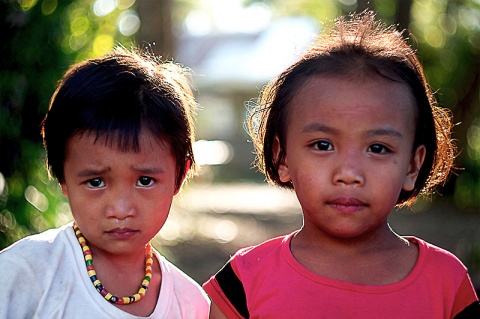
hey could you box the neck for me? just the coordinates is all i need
[290,224,417,285]
[293,222,405,256]
[87,242,149,271]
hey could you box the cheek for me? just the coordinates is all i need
[290,172,321,198]
[382,175,407,204]
[145,191,174,213]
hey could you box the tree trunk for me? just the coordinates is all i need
[357,0,370,13]
[136,0,175,58]
[396,0,413,32]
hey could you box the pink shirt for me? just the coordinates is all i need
[204,232,479,318]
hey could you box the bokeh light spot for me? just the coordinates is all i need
[467,118,480,160]
[117,0,135,10]
[193,140,234,165]
[92,34,114,56]
[438,13,456,36]
[93,0,117,17]
[41,0,57,16]
[424,26,444,48]
[18,0,38,11]
[0,210,16,230]
[71,16,90,36]
[118,10,140,36]
[24,186,49,212]
[214,219,238,243]
[69,33,88,52]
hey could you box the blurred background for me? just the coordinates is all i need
[1,0,479,292]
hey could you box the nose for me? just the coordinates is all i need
[333,153,365,187]
[105,187,137,220]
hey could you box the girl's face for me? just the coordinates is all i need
[61,131,181,257]
[277,76,425,240]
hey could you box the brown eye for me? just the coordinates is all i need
[368,144,390,154]
[87,178,105,188]
[314,141,333,151]
[136,176,155,187]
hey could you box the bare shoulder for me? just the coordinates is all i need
[209,301,229,319]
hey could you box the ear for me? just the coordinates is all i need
[61,183,69,198]
[174,159,191,195]
[403,145,426,191]
[273,137,291,183]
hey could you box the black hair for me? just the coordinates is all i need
[41,47,198,191]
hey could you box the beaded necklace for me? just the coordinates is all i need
[73,222,153,305]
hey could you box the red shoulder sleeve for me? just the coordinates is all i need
[203,261,249,318]
[451,273,479,318]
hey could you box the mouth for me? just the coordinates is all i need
[106,228,139,240]
[327,197,368,213]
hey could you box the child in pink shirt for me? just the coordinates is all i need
[203,11,479,319]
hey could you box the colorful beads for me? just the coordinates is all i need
[73,222,153,305]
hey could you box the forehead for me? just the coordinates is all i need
[300,72,413,100]
[286,75,417,135]
[66,129,170,155]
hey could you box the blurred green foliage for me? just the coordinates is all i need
[0,0,479,250]
[0,0,137,248]
[408,0,480,211]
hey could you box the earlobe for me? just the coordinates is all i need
[174,159,191,195]
[403,145,426,191]
[61,183,68,198]
[273,137,291,183]
[278,163,291,183]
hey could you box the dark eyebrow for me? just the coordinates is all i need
[76,166,165,177]
[132,166,165,175]
[366,127,403,139]
[77,168,110,177]
[302,123,403,139]
[302,122,337,134]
